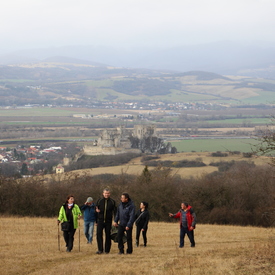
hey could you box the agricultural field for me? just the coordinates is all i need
[0,216,274,274]
[0,107,99,117]
[81,74,275,104]
[204,118,272,125]
[169,138,259,153]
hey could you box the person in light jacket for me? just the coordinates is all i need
[57,195,81,252]
[114,193,135,254]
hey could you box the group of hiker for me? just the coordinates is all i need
[57,188,196,253]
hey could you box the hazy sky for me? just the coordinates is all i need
[1,0,275,53]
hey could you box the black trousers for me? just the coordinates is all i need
[96,221,112,253]
[136,225,147,245]
[63,229,76,251]
[180,227,195,247]
[117,225,133,254]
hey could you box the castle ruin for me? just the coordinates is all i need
[83,125,158,156]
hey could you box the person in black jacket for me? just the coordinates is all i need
[114,192,135,254]
[135,201,149,247]
[95,188,116,254]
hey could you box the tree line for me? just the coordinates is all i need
[0,161,274,227]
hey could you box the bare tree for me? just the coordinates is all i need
[254,120,275,166]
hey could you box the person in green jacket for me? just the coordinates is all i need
[57,195,81,252]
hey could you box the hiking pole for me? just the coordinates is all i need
[58,223,60,251]
[78,218,81,252]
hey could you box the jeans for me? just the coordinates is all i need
[180,227,195,247]
[84,221,95,243]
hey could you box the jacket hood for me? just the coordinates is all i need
[122,198,133,207]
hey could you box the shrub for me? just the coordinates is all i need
[243,152,253,158]
[141,155,160,162]
[211,151,228,157]
[67,153,141,171]
[143,159,206,167]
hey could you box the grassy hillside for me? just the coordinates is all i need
[53,152,269,179]
[1,216,274,274]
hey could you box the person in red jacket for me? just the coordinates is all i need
[169,202,196,248]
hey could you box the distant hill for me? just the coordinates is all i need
[2,41,275,77]
[171,71,232,81]
[42,56,106,67]
[0,54,39,65]
[0,60,274,106]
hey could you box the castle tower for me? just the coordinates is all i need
[133,125,156,139]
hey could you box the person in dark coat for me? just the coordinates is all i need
[114,192,135,254]
[135,201,149,247]
[95,188,116,254]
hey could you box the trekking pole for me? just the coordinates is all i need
[58,223,60,251]
[78,219,81,252]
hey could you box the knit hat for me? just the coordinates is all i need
[86,197,93,203]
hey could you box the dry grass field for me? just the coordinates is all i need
[0,216,274,275]
[65,152,270,179]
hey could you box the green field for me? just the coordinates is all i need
[170,138,258,152]
[0,108,74,117]
[0,79,35,83]
[240,90,275,104]
[205,117,272,125]
[0,107,111,117]
[0,120,94,125]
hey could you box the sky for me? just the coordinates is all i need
[1,0,275,53]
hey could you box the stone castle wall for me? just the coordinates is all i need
[83,125,156,156]
[133,125,156,139]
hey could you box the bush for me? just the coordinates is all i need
[229,151,241,155]
[243,152,253,158]
[67,153,141,171]
[211,151,228,157]
[143,159,206,167]
[141,155,160,162]
[209,160,255,172]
